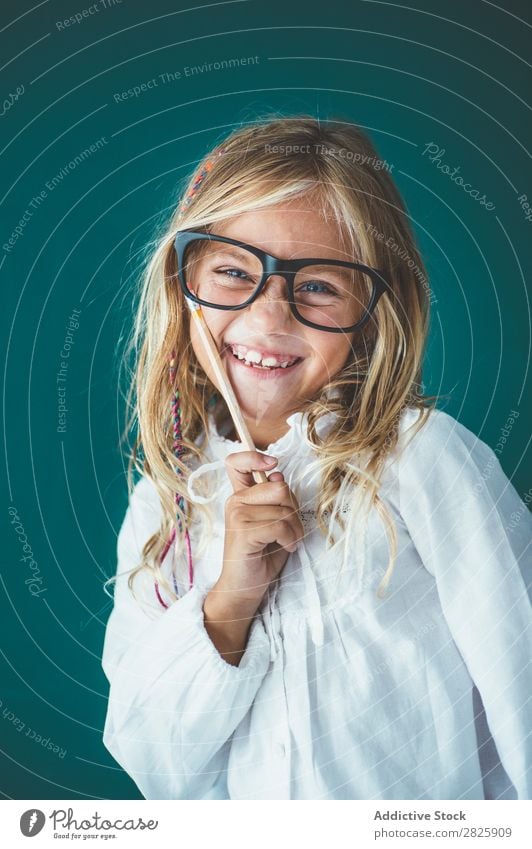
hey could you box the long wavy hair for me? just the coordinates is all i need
[109,114,438,606]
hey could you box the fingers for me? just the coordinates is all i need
[249,518,302,553]
[224,451,305,544]
[266,471,284,483]
[226,477,305,541]
[236,479,294,506]
[224,450,278,492]
[226,504,298,528]
[228,516,302,554]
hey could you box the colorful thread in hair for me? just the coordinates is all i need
[154,352,194,609]
[179,146,227,215]
[155,146,227,606]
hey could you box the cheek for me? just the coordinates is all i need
[199,307,230,342]
[333,334,356,368]
[307,335,354,379]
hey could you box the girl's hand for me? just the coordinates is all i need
[217,451,305,612]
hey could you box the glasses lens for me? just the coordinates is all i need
[293,264,374,329]
[183,239,263,306]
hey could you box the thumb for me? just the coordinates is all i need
[224,450,278,492]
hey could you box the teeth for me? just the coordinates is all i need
[230,344,298,368]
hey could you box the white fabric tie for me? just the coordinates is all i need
[297,539,325,649]
[265,582,283,662]
[186,459,227,504]
[262,542,325,662]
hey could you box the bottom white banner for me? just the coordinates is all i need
[2,799,530,848]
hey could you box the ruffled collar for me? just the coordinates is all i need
[204,408,338,460]
[187,407,339,511]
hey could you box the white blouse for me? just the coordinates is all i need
[101,406,532,800]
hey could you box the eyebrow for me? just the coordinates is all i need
[206,242,354,268]
[306,264,355,281]
[206,246,255,262]
[202,234,359,274]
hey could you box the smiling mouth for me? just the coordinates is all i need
[224,342,304,370]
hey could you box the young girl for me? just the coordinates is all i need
[101,115,532,801]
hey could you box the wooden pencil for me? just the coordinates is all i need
[188,301,269,484]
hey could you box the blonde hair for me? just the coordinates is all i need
[109,114,438,605]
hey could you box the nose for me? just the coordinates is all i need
[246,274,293,327]
[253,274,291,303]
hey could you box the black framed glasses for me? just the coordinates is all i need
[174,230,390,333]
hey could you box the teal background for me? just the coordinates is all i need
[1,0,531,799]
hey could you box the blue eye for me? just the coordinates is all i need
[217,267,253,281]
[300,280,334,294]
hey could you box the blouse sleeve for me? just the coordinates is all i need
[101,476,272,800]
[396,409,532,800]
